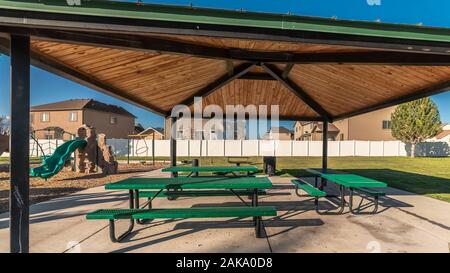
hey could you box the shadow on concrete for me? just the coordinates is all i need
[59,169,151,181]
[0,191,129,228]
[110,211,324,253]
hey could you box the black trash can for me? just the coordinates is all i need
[263,156,276,176]
[192,159,199,177]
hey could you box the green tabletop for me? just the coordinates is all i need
[162,166,258,173]
[305,169,387,188]
[105,176,272,190]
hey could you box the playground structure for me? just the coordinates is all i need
[30,125,118,179]
[128,133,157,165]
[75,125,118,175]
[30,128,75,159]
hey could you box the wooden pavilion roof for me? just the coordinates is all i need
[1,1,450,121]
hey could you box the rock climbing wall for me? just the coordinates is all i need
[75,125,118,175]
[75,125,98,174]
[97,133,118,175]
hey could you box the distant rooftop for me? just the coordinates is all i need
[31,99,136,118]
[270,127,293,134]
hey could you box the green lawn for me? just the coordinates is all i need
[169,156,450,203]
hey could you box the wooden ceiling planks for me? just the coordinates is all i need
[200,79,318,118]
[28,38,450,120]
[289,64,450,116]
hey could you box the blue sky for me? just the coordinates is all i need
[1,0,450,130]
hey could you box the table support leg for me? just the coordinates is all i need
[108,190,135,243]
[252,189,264,238]
[349,189,379,215]
[337,185,346,214]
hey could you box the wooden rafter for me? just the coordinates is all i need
[262,63,333,121]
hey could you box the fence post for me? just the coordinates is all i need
[127,138,130,164]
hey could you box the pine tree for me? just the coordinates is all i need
[391,98,442,157]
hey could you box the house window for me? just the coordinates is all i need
[41,112,50,122]
[110,116,117,125]
[69,112,78,122]
[30,113,35,124]
[382,120,392,130]
[176,130,184,140]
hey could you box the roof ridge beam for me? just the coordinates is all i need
[180,63,256,108]
[261,63,333,122]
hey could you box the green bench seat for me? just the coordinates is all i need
[138,189,267,198]
[291,179,326,197]
[87,206,277,220]
[87,206,277,242]
[291,178,326,213]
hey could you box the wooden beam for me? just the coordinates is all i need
[4,27,450,65]
[261,63,333,122]
[334,78,450,121]
[239,73,275,81]
[282,63,294,79]
[226,60,234,76]
[182,63,256,107]
[0,37,167,117]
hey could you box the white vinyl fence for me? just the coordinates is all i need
[1,139,448,158]
[108,139,449,158]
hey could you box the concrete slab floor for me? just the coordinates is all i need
[0,170,449,253]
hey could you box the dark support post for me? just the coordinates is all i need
[152,132,155,165]
[170,116,178,177]
[127,138,130,164]
[321,120,329,189]
[9,34,30,253]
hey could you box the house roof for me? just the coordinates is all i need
[2,1,450,121]
[270,127,293,134]
[139,127,165,136]
[435,130,450,140]
[30,99,136,118]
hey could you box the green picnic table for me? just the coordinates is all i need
[87,176,275,242]
[162,166,258,176]
[304,168,387,214]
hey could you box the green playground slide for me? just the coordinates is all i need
[31,139,87,179]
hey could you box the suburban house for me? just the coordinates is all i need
[294,122,340,141]
[294,106,396,141]
[30,99,136,140]
[429,124,450,142]
[263,127,294,140]
[134,123,145,135]
[165,118,246,140]
[135,127,165,140]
